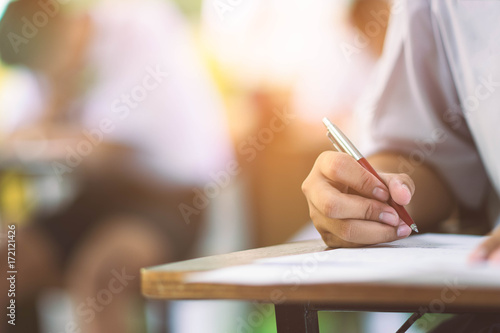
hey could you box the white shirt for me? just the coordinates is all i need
[3,0,233,186]
[361,0,500,224]
[83,0,233,185]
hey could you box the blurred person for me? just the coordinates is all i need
[202,0,390,144]
[302,0,500,331]
[0,0,233,332]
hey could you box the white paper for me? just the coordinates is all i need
[186,234,500,287]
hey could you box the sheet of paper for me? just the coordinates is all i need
[186,234,500,287]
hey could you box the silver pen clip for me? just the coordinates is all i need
[326,132,344,153]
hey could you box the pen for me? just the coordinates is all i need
[322,117,419,233]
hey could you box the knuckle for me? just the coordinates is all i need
[317,151,334,170]
[301,178,309,194]
[309,206,319,221]
[317,151,331,162]
[398,172,412,181]
[397,173,414,190]
[363,201,375,221]
[311,213,322,228]
[337,223,354,242]
[331,152,349,168]
[312,218,335,242]
[321,232,340,248]
[382,227,397,243]
[321,199,339,218]
[359,172,374,193]
[328,153,348,179]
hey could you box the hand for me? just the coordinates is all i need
[469,227,500,264]
[302,151,415,248]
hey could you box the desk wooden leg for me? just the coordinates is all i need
[275,304,319,333]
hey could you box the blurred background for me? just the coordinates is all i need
[0,0,444,332]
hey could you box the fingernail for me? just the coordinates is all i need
[379,212,399,225]
[397,224,412,237]
[401,183,412,198]
[373,187,389,201]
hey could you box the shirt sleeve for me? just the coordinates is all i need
[359,0,489,209]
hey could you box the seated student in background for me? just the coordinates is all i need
[302,0,500,332]
[0,0,233,332]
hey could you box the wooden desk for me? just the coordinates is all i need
[141,240,500,333]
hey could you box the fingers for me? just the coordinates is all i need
[303,150,415,248]
[307,181,400,226]
[316,152,390,202]
[379,173,415,206]
[304,151,414,227]
[311,206,412,247]
[469,228,500,264]
[491,247,500,264]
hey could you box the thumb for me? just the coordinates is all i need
[379,173,415,206]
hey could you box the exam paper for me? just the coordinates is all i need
[186,234,500,287]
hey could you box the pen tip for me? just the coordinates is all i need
[411,224,419,233]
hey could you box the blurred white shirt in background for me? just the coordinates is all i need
[2,0,234,186]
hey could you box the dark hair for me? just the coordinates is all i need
[0,0,63,68]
